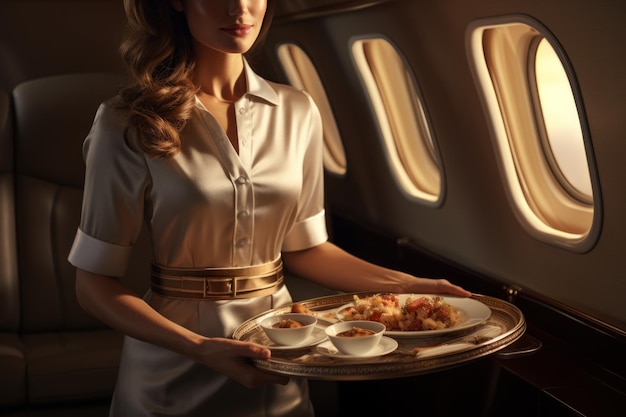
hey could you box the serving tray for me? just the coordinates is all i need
[232,292,526,381]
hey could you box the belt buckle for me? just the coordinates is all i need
[203,277,237,298]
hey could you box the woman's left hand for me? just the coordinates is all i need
[404,277,472,297]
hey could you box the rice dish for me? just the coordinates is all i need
[338,294,464,331]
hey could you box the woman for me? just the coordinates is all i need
[68,0,471,416]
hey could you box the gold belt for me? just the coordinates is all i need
[150,258,284,300]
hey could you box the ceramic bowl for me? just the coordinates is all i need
[260,313,318,346]
[324,320,386,356]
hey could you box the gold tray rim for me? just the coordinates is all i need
[233,292,526,380]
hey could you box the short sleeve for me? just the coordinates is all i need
[281,91,329,252]
[68,99,150,277]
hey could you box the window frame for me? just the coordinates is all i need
[466,15,601,252]
[350,34,444,205]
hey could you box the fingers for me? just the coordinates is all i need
[436,278,472,297]
[201,338,289,388]
[234,343,290,385]
[227,345,290,388]
[239,342,272,360]
[409,277,471,297]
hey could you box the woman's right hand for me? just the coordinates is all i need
[191,337,290,388]
[76,269,288,388]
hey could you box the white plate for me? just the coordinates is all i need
[315,336,398,359]
[337,294,491,338]
[259,326,328,350]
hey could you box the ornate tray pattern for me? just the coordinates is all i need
[233,292,525,380]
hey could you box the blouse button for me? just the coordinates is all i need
[236,238,249,248]
[239,107,246,115]
[237,210,249,220]
[235,176,248,185]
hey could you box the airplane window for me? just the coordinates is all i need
[468,19,599,251]
[351,37,442,203]
[533,38,593,203]
[276,43,347,176]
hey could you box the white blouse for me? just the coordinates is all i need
[67,61,323,416]
[68,60,328,275]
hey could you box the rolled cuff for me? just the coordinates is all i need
[68,228,134,277]
[282,210,328,252]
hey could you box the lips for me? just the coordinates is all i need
[222,24,253,37]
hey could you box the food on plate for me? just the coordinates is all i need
[290,302,339,321]
[337,327,376,337]
[339,294,464,331]
[291,302,313,315]
[272,319,305,329]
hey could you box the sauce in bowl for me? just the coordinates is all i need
[272,319,305,329]
[337,327,376,337]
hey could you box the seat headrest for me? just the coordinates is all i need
[12,73,128,187]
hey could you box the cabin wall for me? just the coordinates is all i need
[256,0,626,332]
[0,0,127,92]
[0,1,623,415]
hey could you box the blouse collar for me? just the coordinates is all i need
[242,58,280,106]
[194,58,280,110]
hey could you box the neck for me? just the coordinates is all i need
[193,48,246,102]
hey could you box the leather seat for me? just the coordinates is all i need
[0,73,151,412]
[0,72,337,415]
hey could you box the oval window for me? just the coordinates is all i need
[352,37,442,203]
[468,18,599,250]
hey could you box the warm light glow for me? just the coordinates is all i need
[352,37,442,203]
[467,20,596,249]
[535,39,592,199]
[277,44,347,175]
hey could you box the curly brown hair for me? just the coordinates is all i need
[118,0,275,158]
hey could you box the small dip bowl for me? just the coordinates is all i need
[260,313,318,346]
[324,320,386,356]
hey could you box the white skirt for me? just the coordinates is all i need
[109,286,314,417]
